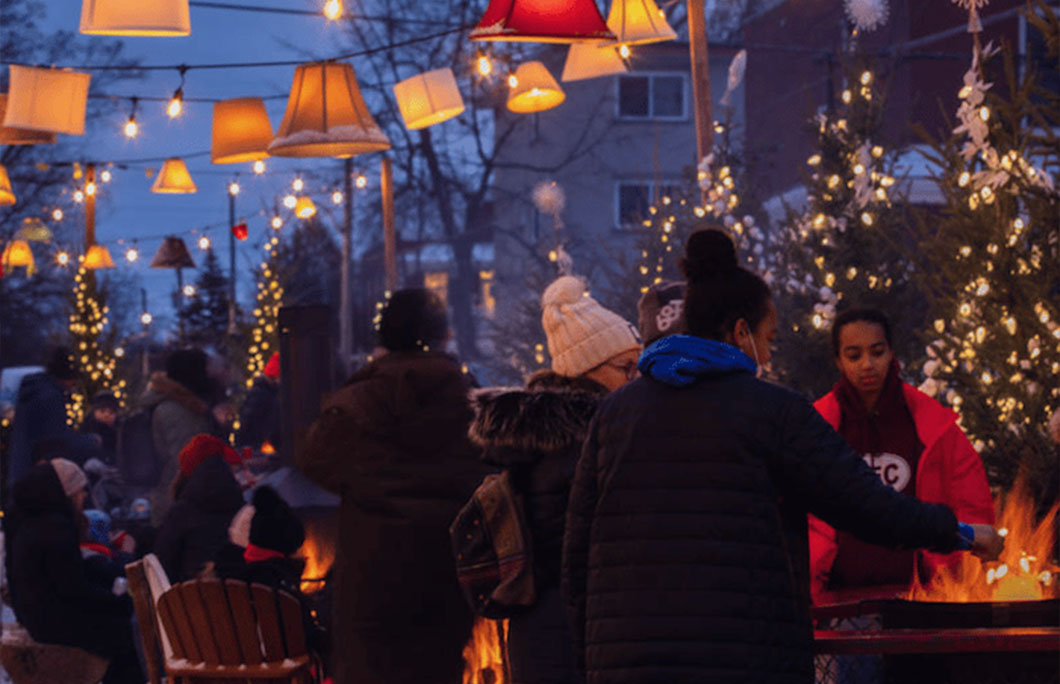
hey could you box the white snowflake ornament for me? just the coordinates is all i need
[845,0,889,32]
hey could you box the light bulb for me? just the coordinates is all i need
[292,177,305,192]
[271,216,283,230]
[198,236,211,250]
[56,251,70,266]
[332,190,344,205]
[860,71,873,86]
[100,169,112,183]
[283,194,297,209]
[140,312,153,325]
[52,208,64,221]
[124,116,138,138]
[476,54,492,78]
[355,174,367,189]
[228,182,241,196]
[323,0,341,20]
[125,248,138,263]
[85,182,97,197]
[253,160,266,175]
[167,89,183,118]
[618,44,631,59]
[508,74,518,88]
[183,284,196,297]
[73,190,85,203]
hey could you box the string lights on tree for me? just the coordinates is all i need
[66,265,126,425]
[246,234,284,386]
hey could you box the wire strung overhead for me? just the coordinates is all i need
[188,0,467,27]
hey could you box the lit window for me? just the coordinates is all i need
[479,270,496,317]
[424,272,449,307]
[617,74,687,120]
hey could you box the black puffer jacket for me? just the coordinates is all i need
[300,351,492,684]
[236,376,281,451]
[153,455,245,582]
[470,371,606,684]
[562,370,960,684]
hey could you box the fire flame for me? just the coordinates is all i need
[908,474,1059,602]
[462,617,508,684]
[297,519,336,595]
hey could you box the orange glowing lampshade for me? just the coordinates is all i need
[604,0,676,46]
[79,0,190,36]
[151,158,198,194]
[211,97,273,164]
[507,62,565,114]
[393,68,465,130]
[471,0,615,43]
[0,95,57,145]
[83,244,116,270]
[2,240,34,269]
[3,66,91,136]
[561,43,628,82]
[0,165,15,206]
[294,196,317,219]
[269,62,391,158]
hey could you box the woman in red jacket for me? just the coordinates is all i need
[809,308,995,603]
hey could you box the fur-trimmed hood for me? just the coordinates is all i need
[469,371,606,461]
[141,371,210,415]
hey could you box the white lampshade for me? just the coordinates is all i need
[561,43,628,82]
[79,0,190,36]
[507,61,565,114]
[393,68,465,131]
[269,62,391,158]
[0,95,57,145]
[604,0,677,45]
[211,97,273,164]
[151,158,198,194]
[3,66,91,136]
[0,165,15,206]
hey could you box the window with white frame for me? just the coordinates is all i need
[615,181,680,229]
[616,73,687,120]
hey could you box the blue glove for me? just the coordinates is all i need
[956,522,975,551]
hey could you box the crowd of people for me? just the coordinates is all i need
[1,227,1015,684]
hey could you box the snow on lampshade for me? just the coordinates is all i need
[603,0,676,45]
[151,158,198,194]
[3,66,91,136]
[561,43,628,82]
[0,165,15,206]
[150,236,196,269]
[79,0,190,36]
[211,97,273,164]
[0,95,57,145]
[2,240,34,268]
[294,196,317,219]
[471,0,615,43]
[17,217,52,242]
[507,61,565,114]
[83,244,115,270]
[269,62,391,158]
[393,68,465,130]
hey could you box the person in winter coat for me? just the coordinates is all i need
[561,229,1004,684]
[8,347,101,488]
[469,275,640,684]
[236,352,282,453]
[141,348,220,525]
[5,459,143,684]
[300,289,492,684]
[82,392,119,464]
[153,434,245,582]
[809,308,995,603]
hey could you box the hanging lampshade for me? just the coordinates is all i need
[0,165,15,206]
[561,43,628,82]
[3,66,91,136]
[269,62,391,158]
[0,95,57,145]
[393,68,465,131]
[507,62,566,114]
[17,217,52,242]
[151,158,198,194]
[79,0,190,36]
[83,244,116,270]
[604,0,676,45]
[471,0,615,43]
[2,240,34,268]
[150,236,196,269]
[294,196,317,219]
[211,97,273,164]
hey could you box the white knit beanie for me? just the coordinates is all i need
[228,504,256,548]
[541,276,640,378]
[50,458,88,498]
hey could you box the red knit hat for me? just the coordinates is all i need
[178,434,243,476]
[263,352,281,380]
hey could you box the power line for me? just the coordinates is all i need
[188,1,466,27]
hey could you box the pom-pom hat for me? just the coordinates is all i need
[178,434,243,476]
[248,485,305,556]
[541,276,640,378]
[263,352,280,380]
[51,458,88,497]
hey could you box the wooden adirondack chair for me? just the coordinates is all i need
[154,577,313,683]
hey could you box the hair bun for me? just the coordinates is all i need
[541,275,587,310]
[681,229,738,282]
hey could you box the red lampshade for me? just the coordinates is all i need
[232,223,248,241]
[471,0,615,43]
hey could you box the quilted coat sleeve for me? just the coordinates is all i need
[561,416,600,673]
[775,394,961,554]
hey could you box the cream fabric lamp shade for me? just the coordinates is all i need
[0,165,15,206]
[507,61,566,114]
[561,43,628,82]
[393,68,465,131]
[83,245,116,270]
[269,62,391,158]
[3,66,91,136]
[0,95,57,145]
[294,196,317,219]
[211,97,273,164]
[79,0,190,36]
[2,240,34,268]
[151,158,198,194]
[604,0,677,45]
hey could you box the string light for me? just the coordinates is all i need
[198,235,211,250]
[507,73,518,88]
[283,194,297,208]
[332,190,344,205]
[292,177,305,192]
[476,54,493,78]
[52,208,63,221]
[125,247,138,262]
[228,181,241,196]
[123,98,139,138]
[618,44,631,59]
[271,216,283,230]
[323,0,342,20]
[73,190,85,203]
[100,169,112,183]
[183,284,196,297]
[140,312,153,325]
[85,181,97,197]
[56,251,70,266]
[167,89,183,118]
[355,174,368,189]
[253,160,266,175]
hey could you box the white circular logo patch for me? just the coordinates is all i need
[656,300,684,333]
[863,452,912,492]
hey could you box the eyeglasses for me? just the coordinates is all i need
[605,359,639,380]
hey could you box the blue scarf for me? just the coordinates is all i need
[638,334,757,388]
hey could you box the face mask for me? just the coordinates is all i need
[743,324,763,379]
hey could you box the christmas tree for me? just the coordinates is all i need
[912,4,1059,491]
[66,266,126,425]
[179,246,232,348]
[244,233,283,388]
[771,60,921,398]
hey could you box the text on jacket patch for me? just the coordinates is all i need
[862,453,912,492]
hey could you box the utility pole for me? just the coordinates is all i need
[687,0,715,164]
[227,180,239,334]
[381,157,397,293]
[339,158,354,374]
